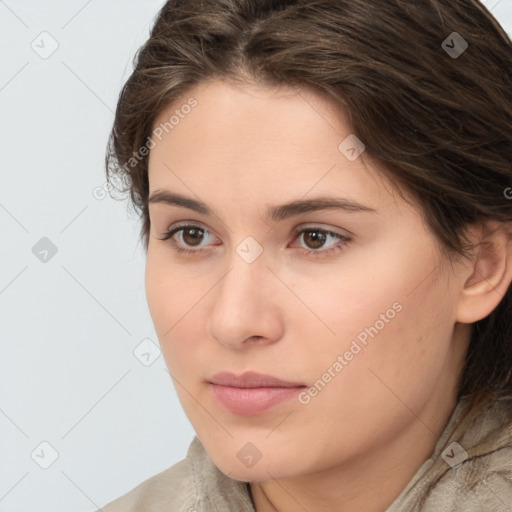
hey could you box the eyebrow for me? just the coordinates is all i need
[147,190,378,221]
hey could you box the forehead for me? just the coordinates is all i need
[146,79,411,217]
[154,82,339,158]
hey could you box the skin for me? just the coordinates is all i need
[144,78,512,512]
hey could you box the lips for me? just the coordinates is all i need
[208,371,306,388]
[207,371,307,415]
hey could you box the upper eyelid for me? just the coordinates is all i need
[166,219,351,233]
[166,223,349,245]
[166,222,348,236]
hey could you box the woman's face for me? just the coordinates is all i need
[145,79,470,482]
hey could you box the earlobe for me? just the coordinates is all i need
[455,220,512,324]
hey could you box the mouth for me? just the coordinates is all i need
[207,371,308,415]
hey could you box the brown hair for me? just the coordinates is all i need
[105,0,512,406]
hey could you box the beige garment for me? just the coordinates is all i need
[98,396,512,511]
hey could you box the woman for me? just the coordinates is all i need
[99,0,512,510]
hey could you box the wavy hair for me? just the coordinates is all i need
[105,0,512,406]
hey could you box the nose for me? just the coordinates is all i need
[206,249,284,350]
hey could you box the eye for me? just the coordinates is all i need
[290,227,351,258]
[157,224,219,254]
[158,224,351,258]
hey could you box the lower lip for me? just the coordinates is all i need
[209,383,306,415]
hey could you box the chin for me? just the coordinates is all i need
[207,445,300,483]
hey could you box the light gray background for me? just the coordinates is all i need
[0,1,511,511]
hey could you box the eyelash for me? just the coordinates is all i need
[157,224,352,258]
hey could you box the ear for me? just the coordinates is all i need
[455,219,512,324]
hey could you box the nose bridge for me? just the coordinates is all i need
[207,242,282,347]
[217,244,268,308]
[217,230,269,292]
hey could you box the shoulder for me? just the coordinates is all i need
[428,397,512,511]
[98,456,196,512]
[97,436,255,512]
[392,397,512,512]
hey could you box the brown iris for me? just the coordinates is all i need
[302,230,327,249]
[182,227,205,246]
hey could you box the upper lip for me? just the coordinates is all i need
[208,371,306,388]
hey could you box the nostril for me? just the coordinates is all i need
[245,335,264,343]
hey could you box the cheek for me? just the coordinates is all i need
[144,252,205,363]
[275,272,456,465]
[145,244,206,327]
[298,250,455,403]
